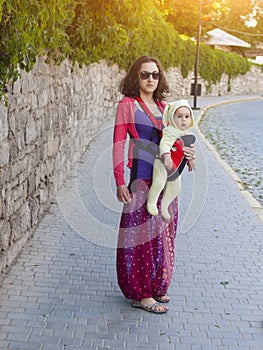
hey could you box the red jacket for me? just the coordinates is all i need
[113,97,139,187]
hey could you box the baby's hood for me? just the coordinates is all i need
[163,99,194,128]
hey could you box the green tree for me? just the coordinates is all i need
[0,0,75,101]
[0,0,256,102]
[161,0,215,38]
[162,0,263,43]
[67,0,185,70]
[247,1,263,47]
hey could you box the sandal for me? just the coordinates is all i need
[154,295,170,303]
[131,300,168,314]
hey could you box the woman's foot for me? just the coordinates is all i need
[132,297,168,313]
[154,295,170,303]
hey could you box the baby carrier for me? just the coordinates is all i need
[130,97,164,192]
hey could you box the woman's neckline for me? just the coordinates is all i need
[139,93,155,105]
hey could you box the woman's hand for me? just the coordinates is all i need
[117,185,132,203]
[183,144,195,160]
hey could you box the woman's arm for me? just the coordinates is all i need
[113,98,134,203]
[113,100,130,187]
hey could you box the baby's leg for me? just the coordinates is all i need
[161,177,181,220]
[147,159,167,216]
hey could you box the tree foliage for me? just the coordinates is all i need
[0,0,75,102]
[164,0,263,44]
[1,0,262,102]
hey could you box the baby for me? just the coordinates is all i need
[147,99,196,220]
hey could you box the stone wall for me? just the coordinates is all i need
[167,64,263,97]
[0,57,123,273]
[0,57,262,273]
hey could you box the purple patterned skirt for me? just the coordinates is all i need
[117,179,178,301]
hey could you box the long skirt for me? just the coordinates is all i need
[116,179,178,301]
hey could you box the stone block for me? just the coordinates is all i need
[0,219,11,251]
[20,203,31,231]
[27,173,37,196]
[47,137,60,158]
[10,214,22,242]
[29,198,40,227]
[0,139,10,167]
[25,118,38,145]
[39,188,49,204]
[0,103,8,143]
[37,90,49,109]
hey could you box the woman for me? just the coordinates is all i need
[113,56,194,313]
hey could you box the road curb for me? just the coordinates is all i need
[195,96,263,224]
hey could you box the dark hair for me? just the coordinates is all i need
[119,56,170,101]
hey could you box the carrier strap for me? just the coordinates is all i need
[135,96,164,134]
[130,97,164,192]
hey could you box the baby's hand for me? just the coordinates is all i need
[163,154,173,170]
[187,159,196,172]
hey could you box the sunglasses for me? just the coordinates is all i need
[139,71,160,80]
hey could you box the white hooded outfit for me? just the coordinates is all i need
[147,99,195,220]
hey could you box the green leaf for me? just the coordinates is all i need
[220,281,229,286]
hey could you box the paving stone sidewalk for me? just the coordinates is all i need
[0,96,262,350]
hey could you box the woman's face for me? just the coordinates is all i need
[138,62,160,96]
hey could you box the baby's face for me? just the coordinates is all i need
[173,106,191,130]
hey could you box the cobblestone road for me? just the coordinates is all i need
[199,99,263,206]
[0,96,262,350]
